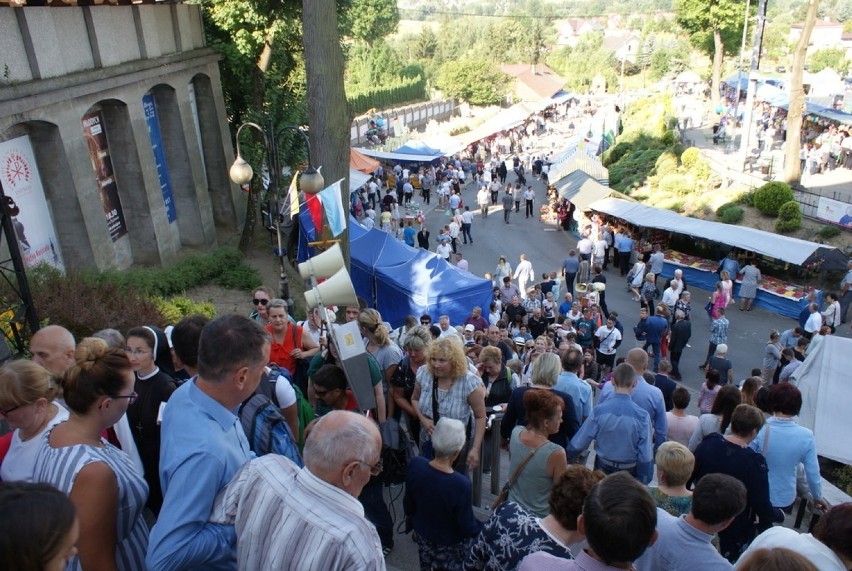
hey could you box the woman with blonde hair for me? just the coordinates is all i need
[0,360,69,482]
[359,308,402,421]
[500,352,580,448]
[411,336,486,473]
[34,338,149,571]
[648,441,694,516]
[390,325,432,442]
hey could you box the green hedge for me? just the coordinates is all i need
[775,201,802,233]
[753,182,795,216]
[348,75,428,115]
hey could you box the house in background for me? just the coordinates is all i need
[788,18,847,56]
[500,64,567,104]
[554,18,605,47]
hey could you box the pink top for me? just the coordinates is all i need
[697,383,720,414]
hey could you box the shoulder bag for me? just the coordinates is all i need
[491,440,547,510]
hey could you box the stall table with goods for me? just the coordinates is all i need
[659,251,820,319]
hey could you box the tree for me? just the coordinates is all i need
[338,0,400,45]
[547,33,618,91]
[414,27,438,60]
[809,47,850,74]
[435,59,508,105]
[676,0,748,108]
[303,0,351,264]
[785,0,820,184]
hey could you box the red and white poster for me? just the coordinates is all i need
[0,135,64,270]
[81,111,128,242]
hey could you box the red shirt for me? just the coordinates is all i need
[267,323,303,374]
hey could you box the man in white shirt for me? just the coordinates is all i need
[455,253,469,272]
[735,504,852,571]
[513,254,534,299]
[437,315,456,337]
[803,303,822,339]
[436,238,451,261]
[211,411,385,571]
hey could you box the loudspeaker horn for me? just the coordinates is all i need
[304,268,358,309]
[298,243,345,280]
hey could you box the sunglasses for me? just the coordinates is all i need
[253,298,269,306]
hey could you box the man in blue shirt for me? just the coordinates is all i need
[569,363,654,483]
[718,251,740,279]
[633,306,669,372]
[635,474,746,571]
[147,315,271,571]
[617,232,634,276]
[599,348,667,453]
[554,347,591,423]
[561,249,580,292]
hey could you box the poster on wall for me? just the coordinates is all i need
[81,110,128,242]
[142,94,177,223]
[0,135,65,270]
[817,196,852,228]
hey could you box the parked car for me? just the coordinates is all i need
[775,65,787,73]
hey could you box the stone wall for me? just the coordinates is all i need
[0,4,242,271]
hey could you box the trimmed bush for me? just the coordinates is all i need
[654,152,678,177]
[657,173,693,197]
[720,205,744,224]
[155,296,217,324]
[680,147,702,169]
[819,225,841,239]
[775,200,802,233]
[753,182,794,216]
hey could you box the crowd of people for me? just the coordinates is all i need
[0,266,848,571]
[1,107,851,570]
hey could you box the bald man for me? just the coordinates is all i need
[28,325,76,375]
[599,348,667,452]
[212,411,384,570]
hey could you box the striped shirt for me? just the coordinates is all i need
[34,432,149,571]
[210,455,384,570]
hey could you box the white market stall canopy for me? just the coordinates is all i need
[357,138,465,163]
[588,197,844,268]
[556,172,632,210]
[349,168,371,192]
[550,152,609,187]
[792,335,852,465]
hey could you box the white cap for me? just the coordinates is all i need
[464,324,475,332]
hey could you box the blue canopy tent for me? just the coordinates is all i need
[376,250,493,327]
[349,221,418,307]
[348,217,493,327]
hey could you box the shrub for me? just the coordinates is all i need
[775,200,802,233]
[716,202,737,217]
[819,225,841,239]
[654,152,678,177]
[680,147,702,169]
[657,173,693,197]
[720,205,744,224]
[29,266,163,341]
[155,296,217,324]
[753,182,794,216]
[655,196,686,212]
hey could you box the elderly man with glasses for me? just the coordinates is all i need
[212,410,385,570]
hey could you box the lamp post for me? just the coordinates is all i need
[229,120,324,309]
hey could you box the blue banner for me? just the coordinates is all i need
[142,94,177,223]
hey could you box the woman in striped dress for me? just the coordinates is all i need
[34,337,149,571]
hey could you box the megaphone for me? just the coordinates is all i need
[298,243,345,280]
[304,267,358,309]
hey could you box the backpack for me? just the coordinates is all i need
[238,393,303,467]
[264,363,316,450]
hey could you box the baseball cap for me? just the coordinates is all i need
[513,336,525,346]
[464,324,475,332]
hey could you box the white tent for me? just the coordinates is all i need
[588,197,844,268]
[791,335,852,464]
